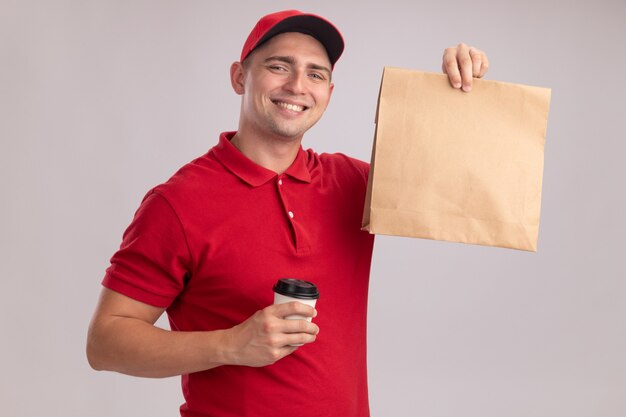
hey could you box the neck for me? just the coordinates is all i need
[230,130,302,174]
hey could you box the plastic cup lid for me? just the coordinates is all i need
[273,278,320,299]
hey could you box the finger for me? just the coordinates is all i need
[442,47,462,89]
[478,50,489,78]
[284,331,318,347]
[469,47,483,78]
[470,47,489,78]
[456,43,474,92]
[281,319,319,335]
[271,301,316,319]
[279,333,317,348]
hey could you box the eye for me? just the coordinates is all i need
[268,64,288,72]
[308,72,325,81]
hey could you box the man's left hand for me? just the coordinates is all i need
[442,43,489,92]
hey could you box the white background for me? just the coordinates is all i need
[1,0,625,416]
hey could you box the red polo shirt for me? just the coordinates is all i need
[103,131,375,417]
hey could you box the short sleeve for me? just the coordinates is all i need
[102,190,192,308]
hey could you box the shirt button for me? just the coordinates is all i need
[278,179,283,185]
[288,211,294,219]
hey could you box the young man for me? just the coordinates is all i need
[87,10,488,417]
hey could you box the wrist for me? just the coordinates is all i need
[209,328,239,367]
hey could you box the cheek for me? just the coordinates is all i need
[313,90,332,111]
[245,85,267,108]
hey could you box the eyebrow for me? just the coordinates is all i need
[263,56,332,76]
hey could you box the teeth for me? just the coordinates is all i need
[275,101,305,112]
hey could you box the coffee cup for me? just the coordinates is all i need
[272,278,319,322]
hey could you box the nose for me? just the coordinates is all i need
[283,71,306,95]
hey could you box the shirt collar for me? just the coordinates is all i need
[212,132,312,187]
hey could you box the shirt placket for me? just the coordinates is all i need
[276,175,310,255]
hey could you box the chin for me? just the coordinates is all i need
[269,126,310,141]
[272,132,305,142]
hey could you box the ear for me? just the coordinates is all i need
[230,62,245,95]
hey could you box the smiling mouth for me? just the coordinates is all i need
[273,100,308,112]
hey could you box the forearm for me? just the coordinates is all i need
[87,316,230,378]
[86,288,319,376]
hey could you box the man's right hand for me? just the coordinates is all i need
[222,302,319,367]
[87,289,318,378]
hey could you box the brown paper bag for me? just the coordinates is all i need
[362,67,551,251]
